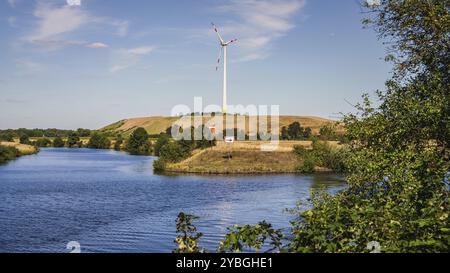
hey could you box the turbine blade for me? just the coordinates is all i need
[215,46,223,71]
[225,39,237,45]
[211,22,225,44]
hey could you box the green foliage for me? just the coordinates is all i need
[173,212,204,253]
[154,133,170,156]
[219,221,284,253]
[76,128,91,137]
[294,141,348,173]
[87,133,111,149]
[0,128,90,138]
[319,125,337,141]
[281,122,313,140]
[288,122,302,139]
[53,137,65,148]
[0,132,14,142]
[35,138,52,148]
[289,0,450,253]
[0,145,20,164]
[159,141,188,162]
[19,134,30,144]
[114,135,123,151]
[152,158,166,173]
[66,132,80,148]
[126,127,152,155]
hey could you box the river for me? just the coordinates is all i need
[0,148,346,253]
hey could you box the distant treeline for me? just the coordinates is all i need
[0,128,92,141]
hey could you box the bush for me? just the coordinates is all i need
[154,133,170,156]
[66,132,80,148]
[152,159,166,173]
[53,137,65,148]
[126,127,152,155]
[294,141,347,173]
[159,141,188,162]
[87,133,111,149]
[35,138,52,148]
[114,135,123,151]
[19,134,30,144]
[0,145,20,164]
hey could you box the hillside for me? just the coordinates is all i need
[99,115,340,137]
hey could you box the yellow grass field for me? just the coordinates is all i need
[100,115,343,137]
[0,142,38,155]
[165,140,341,174]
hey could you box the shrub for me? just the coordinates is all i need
[87,133,111,149]
[53,137,65,148]
[126,127,151,155]
[0,145,20,164]
[35,138,52,147]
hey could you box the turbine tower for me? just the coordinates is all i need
[212,23,237,114]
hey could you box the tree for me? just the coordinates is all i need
[159,141,187,162]
[126,127,151,155]
[289,0,450,252]
[66,132,80,148]
[53,137,65,148]
[280,126,289,140]
[0,132,14,142]
[19,134,30,145]
[154,133,170,156]
[114,135,123,151]
[287,122,302,140]
[35,138,52,147]
[303,127,312,139]
[76,128,91,137]
[87,133,111,149]
[319,125,336,140]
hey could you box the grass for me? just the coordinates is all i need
[164,140,342,174]
[99,115,342,137]
[0,141,38,155]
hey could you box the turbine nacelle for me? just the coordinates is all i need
[211,23,237,47]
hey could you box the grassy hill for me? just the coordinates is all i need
[99,115,340,137]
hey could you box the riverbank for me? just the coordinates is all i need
[164,141,341,174]
[0,142,39,155]
[0,142,39,164]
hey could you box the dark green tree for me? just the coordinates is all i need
[53,137,65,148]
[114,134,123,151]
[87,133,111,149]
[280,126,289,140]
[126,127,151,155]
[35,138,52,147]
[66,132,80,148]
[303,127,312,139]
[287,122,303,140]
[154,133,170,156]
[19,134,30,145]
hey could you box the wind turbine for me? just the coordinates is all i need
[212,23,237,114]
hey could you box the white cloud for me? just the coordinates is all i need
[126,46,155,56]
[86,42,109,49]
[110,46,156,73]
[66,0,82,6]
[27,2,90,43]
[24,2,129,50]
[214,0,305,61]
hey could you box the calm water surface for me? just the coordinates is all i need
[0,148,345,253]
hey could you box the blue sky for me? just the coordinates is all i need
[0,0,391,129]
